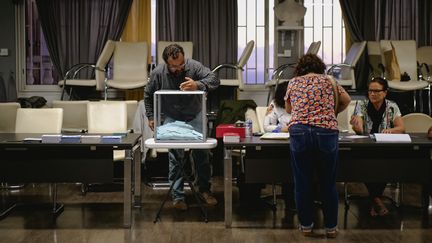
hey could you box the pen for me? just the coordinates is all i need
[352,100,358,116]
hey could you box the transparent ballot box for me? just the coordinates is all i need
[154,90,207,143]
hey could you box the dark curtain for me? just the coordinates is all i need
[416,0,432,46]
[35,0,132,79]
[339,0,375,90]
[156,0,237,78]
[375,0,418,40]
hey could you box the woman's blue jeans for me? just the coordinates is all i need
[289,124,339,230]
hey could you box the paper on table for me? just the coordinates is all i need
[260,132,290,140]
[344,135,369,139]
[374,133,411,142]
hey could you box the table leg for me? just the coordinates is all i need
[134,143,142,208]
[224,147,232,228]
[123,149,132,228]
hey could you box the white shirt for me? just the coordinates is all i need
[263,101,292,132]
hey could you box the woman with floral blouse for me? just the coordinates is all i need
[285,54,351,238]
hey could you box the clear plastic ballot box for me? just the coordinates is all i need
[154,90,207,143]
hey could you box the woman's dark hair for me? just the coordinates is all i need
[162,44,185,63]
[274,81,289,108]
[368,77,388,91]
[294,54,326,76]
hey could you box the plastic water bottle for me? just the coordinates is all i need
[245,119,253,137]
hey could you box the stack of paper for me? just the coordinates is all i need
[61,135,81,143]
[41,134,62,143]
[260,132,290,140]
[81,135,101,143]
[223,133,240,143]
[101,135,122,143]
[374,133,411,142]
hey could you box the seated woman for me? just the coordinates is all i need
[264,81,291,132]
[350,77,405,216]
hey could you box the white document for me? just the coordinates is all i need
[344,135,369,139]
[260,132,290,140]
[374,133,411,142]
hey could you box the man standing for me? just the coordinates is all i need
[144,44,220,210]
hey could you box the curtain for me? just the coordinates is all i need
[416,0,432,46]
[35,0,133,80]
[376,0,418,40]
[121,0,152,101]
[339,0,375,90]
[156,0,237,78]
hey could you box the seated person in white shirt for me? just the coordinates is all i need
[264,81,292,132]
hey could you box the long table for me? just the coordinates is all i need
[0,133,141,228]
[223,134,432,228]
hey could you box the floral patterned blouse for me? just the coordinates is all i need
[285,74,343,131]
[352,99,402,134]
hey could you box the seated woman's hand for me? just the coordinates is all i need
[381,129,393,134]
[266,104,274,115]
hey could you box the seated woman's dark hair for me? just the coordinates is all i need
[294,54,326,76]
[162,44,185,63]
[274,81,289,108]
[368,77,389,91]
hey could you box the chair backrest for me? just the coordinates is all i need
[245,107,261,133]
[343,41,367,67]
[367,41,383,78]
[336,100,357,133]
[95,40,116,91]
[125,100,138,131]
[157,41,193,65]
[380,40,418,81]
[0,102,20,132]
[402,113,432,133]
[332,41,366,89]
[112,41,148,83]
[15,108,63,133]
[255,106,268,134]
[52,100,89,131]
[87,101,127,133]
[236,40,255,90]
[306,41,321,55]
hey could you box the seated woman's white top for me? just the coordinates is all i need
[264,101,292,132]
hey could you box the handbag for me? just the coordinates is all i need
[327,75,339,112]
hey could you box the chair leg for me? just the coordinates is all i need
[0,183,26,190]
[50,183,64,216]
[344,182,350,209]
[104,77,109,100]
[60,85,66,100]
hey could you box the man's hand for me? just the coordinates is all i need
[179,77,198,91]
[148,120,155,131]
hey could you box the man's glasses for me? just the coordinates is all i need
[368,89,384,94]
[168,62,185,71]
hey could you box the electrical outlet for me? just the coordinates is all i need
[284,49,292,57]
[0,48,9,56]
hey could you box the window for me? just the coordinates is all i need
[237,0,270,85]
[237,0,346,85]
[304,0,346,64]
[18,0,60,89]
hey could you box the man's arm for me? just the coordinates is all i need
[189,60,220,92]
[144,72,159,130]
